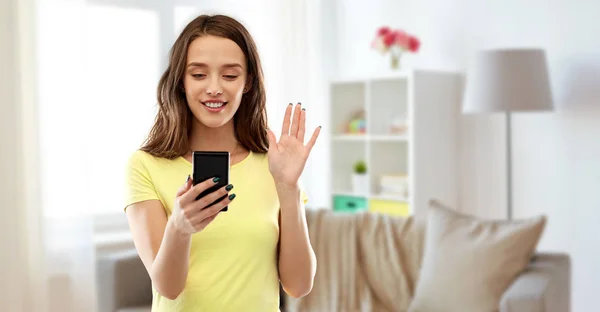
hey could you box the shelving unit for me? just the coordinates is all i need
[329,70,461,217]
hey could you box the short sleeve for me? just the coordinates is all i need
[124,150,159,211]
[301,189,309,205]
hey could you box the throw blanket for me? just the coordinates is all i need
[284,209,426,312]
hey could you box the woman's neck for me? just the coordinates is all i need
[189,119,238,152]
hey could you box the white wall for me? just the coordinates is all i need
[330,0,600,311]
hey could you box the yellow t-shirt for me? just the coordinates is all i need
[124,149,307,312]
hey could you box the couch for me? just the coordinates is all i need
[96,208,571,312]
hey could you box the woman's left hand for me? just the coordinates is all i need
[267,103,321,187]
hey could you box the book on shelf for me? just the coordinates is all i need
[378,174,409,198]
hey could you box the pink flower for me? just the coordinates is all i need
[377,26,391,37]
[407,36,421,52]
[373,26,421,54]
[383,32,395,47]
[371,37,388,54]
[392,30,410,49]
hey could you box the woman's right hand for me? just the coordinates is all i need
[169,176,234,235]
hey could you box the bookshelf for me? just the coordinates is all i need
[329,70,461,217]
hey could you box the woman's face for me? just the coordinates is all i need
[183,35,247,129]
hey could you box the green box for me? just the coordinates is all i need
[333,195,367,212]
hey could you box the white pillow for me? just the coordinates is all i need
[408,199,546,312]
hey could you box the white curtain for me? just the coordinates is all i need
[0,0,99,310]
[39,0,99,310]
[1,0,56,310]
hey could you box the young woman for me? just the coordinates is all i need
[124,14,320,312]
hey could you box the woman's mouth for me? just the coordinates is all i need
[201,101,228,112]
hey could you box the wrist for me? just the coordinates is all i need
[275,182,302,205]
[167,217,192,241]
[274,181,300,193]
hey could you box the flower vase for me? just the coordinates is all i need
[391,53,401,70]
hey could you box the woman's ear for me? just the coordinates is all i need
[243,76,252,93]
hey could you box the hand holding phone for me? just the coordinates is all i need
[170,175,235,235]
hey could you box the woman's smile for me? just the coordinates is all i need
[201,100,228,112]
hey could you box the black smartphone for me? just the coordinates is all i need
[192,151,230,212]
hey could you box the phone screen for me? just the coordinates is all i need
[192,151,230,211]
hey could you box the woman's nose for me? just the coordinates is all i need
[206,77,222,96]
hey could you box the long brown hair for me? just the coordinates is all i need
[141,14,269,159]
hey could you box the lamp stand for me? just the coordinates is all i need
[506,111,513,220]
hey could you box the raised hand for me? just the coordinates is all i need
[266,103,321,187]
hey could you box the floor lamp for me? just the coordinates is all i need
[462,48,554,220]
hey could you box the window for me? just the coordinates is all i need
[38,2,159,217]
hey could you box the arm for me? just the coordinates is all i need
[125,176,234,300]
[126,200,191,300]
[266,103,321,299]
[500,253,570,312]
[276,183,317,298]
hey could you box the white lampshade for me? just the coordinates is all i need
[462,48,554,113]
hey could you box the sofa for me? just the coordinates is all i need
[96,250,570,312]
[97,206,571,312]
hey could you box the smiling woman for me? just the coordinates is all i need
[142,15,269,160]
[183,36,248,127]
[125,14,320,312]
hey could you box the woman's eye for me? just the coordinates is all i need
[191,74,205,78]
[223,75,238,80]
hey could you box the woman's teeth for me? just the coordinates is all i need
[204,102,225,108]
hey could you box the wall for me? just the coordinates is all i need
[331,0,600,310]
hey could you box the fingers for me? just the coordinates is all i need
[190,184,233,213]
[306,126,321,153]
[190,193,235,224]
[177,175,192,197]
[281,103,293,137]
[180,176,220,206]
[267,129,278,151]
[298,108,306,142]
[290,103,302,137]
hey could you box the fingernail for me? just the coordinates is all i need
[186,175,190,182]
[213,177,220,183]
[319,125,322,128]
[225,184,234,191]
[288,103,292,106]
[229,194,236,200]
[302,108,306,111]
[298,102,302,105]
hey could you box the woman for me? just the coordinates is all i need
[124,14,320,312]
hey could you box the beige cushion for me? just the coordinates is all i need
[408,199,546,312]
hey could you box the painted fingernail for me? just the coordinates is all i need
[319,125,322,128]
[213,177,220,183]
[288,103,293,106]
[298,102,302,105]
[229,194,236,200]
[302,108,306,111]
[186,175,190,182]
[225,184,234,191]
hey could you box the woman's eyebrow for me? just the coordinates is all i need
[186,62,243,69]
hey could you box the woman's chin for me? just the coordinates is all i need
[196,115,234,129]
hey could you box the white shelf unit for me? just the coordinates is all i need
[329,70,461,217]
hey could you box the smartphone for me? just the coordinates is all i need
[192,151,230,212]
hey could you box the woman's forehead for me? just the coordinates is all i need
[186,35,245,68]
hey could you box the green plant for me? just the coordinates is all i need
[353,160,367,174]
